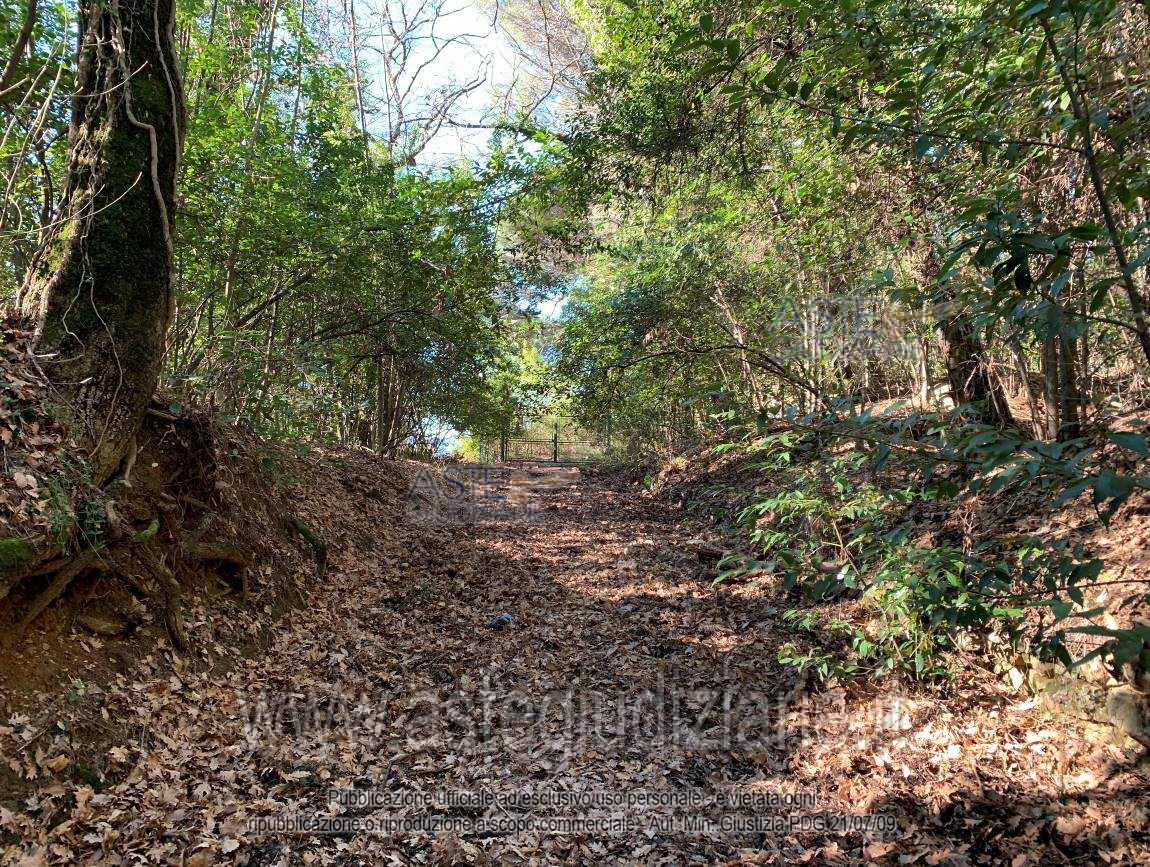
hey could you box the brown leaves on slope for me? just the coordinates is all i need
[0,461,1147,865]
[0,326,76,539]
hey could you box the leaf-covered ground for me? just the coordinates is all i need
[0,327,78,540]
[2,463,1148,865]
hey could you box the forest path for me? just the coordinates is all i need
[349,463,812,861]
[7,466,1142,864]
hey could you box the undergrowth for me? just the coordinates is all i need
[712,403,1150,685]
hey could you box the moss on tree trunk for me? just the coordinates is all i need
[18,0,185,482]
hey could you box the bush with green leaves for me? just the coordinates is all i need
[716,407,1145,683]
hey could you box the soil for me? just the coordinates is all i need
[2,457,1148,865]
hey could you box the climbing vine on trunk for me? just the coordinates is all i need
[18,0,185,482]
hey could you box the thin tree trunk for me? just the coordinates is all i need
[1059,336,1082,440]
[346,0,369,160]
[0,0,39,100]
[711,285,763,413]
[1041,338,1059,440]
[1042,22,1150,370]
[938,315,1014,428]
[243,299,281,425]
[289,0,308,148]
[921,246,1015,427]
[1009,339,1043,439]
[379,351,393,453]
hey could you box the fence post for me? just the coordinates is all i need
[552,422,559,462]
[500,385,511,463]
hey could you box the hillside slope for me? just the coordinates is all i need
[2,462,1148,864]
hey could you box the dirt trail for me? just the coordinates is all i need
[3,466,1147,865]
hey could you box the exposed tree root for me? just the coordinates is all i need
[286,516,327,580]
[1,411,314,656]
[115,437,139,488]
[0,540,64,606]
[2,550,101,651]
[191,543,251,566]
[140,553,187,652]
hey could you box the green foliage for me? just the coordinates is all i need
[714,411,1137,682]
[5,0,555,453]
[5,0,1149,687]
[521,0,1150,686]
[0,0,73,298]
[35,453,104,547]
[0,537,35,576]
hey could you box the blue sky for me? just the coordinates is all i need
[357,0,522,165]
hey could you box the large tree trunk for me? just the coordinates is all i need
[939,314,1015,428]
[17,0,185,482]
[918,246,1015,428]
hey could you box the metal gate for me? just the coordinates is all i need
[479,417,609,465]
